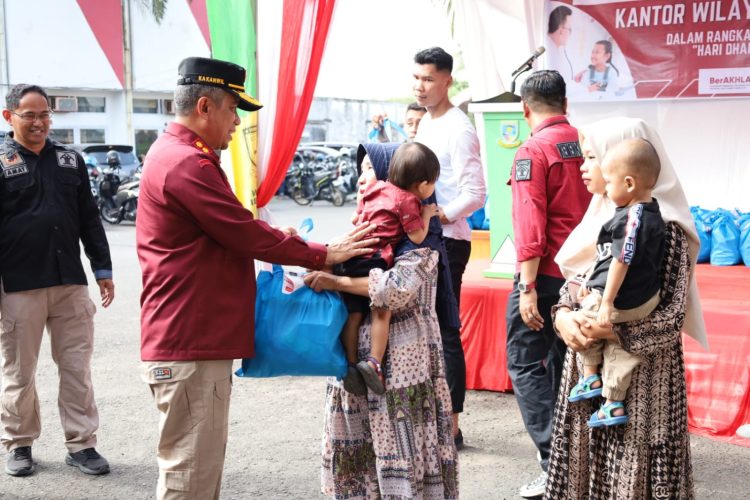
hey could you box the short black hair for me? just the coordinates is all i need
[520,70,566,112]
[414,47,453,73]
[406,102,427,113]
[388,142,440,190]
[548,5,572,34]
[5,84,50,110]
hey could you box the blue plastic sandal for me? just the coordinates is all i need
[568,374,603,402]
[588,401,629,428]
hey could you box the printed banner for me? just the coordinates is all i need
[544,0,750,101]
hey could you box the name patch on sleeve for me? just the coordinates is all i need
[556,141,582,159]
[514,159,531,181]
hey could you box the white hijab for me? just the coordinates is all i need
[555,117,708,349]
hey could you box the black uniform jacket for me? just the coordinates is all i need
[0,133,111,293]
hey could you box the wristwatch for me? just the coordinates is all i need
[518,281,537,293]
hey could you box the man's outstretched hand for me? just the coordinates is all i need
[324,223,379,266]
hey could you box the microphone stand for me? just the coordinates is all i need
[474,63,533,104]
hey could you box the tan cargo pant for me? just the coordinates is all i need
[579,290,661,400]
[142,360,233,500]
[0,283,99,452]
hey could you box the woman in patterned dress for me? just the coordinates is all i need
[305,143,458,499]
[545,117,708,499]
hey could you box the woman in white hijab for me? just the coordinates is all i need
[544,117,705,499]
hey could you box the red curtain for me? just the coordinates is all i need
[256,0,336,208]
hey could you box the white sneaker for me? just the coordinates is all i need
[737,424,750,438]
[519,470,548,498]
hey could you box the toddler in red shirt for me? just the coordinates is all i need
[336,142,440,395]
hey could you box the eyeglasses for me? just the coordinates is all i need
[11,110,53,123]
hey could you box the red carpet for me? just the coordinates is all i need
[459,260,750,447]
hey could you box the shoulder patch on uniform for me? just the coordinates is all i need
[0,151,28,178]
[514,159,531,181]
[56,150,78,169]
[556,141,582,159]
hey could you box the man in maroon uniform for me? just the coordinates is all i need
[506,70,592,498]
[136,57,375,500]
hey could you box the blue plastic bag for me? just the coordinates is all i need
[468,200,490,230]
[710,212,741,266]
[236,265,348,378]
[739,214,750,267]
[690,206,712,263]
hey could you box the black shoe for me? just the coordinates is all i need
[65,447,110,475]
[454,429,465,451]
[6,446,35,477]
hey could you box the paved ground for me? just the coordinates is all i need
[1,197,748,499]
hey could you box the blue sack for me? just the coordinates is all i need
[739,214,750,267]
[236,265,348,378]
[691,206,712,263]
[468,199,490,230]
[710,212,741,266]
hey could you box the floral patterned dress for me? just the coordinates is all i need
[545,223,694,499]
[321,248,459,499]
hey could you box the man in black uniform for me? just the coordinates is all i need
[0,84,114,477]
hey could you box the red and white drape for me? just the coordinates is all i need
[256,0,336,209]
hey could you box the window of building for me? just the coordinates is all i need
[133,98,159,114]
[80,129,105,144]
[49,129,74,144]
[135,129,159,158]
[302,123,328,142]
[77,97,106,113]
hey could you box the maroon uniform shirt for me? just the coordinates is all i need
[137,123,327,361]
[509,116,591,279]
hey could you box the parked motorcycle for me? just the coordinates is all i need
[84,155,102,205]
[287,152,346,206]
[97,150,139,224]
[336,151,358,195]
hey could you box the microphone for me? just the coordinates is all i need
[511,46,546,77]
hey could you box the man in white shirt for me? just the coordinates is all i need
[413,47,487,449]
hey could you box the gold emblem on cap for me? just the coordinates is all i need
[202,147,210,153]
[196,141,203,148]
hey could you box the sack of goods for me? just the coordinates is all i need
[237,264,348,378]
